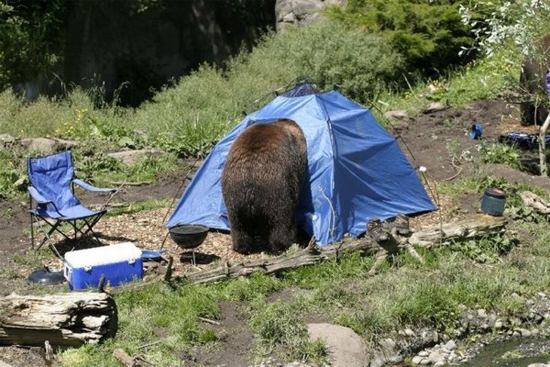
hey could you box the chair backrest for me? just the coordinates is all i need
[27,151,81,209]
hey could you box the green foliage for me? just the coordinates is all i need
[450,234,519,264]
[480,142,522,169]
[260,21,407,103]
[327,0,476,74]
[0,145,27,200]
[0,1,65,87]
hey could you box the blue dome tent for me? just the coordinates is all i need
[167,83,437,246]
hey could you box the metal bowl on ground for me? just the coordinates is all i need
[168,224,209,249]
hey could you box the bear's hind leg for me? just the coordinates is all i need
[268,222,297,253]
[230,221,256,254]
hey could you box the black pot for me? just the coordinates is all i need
[169,224,209,249]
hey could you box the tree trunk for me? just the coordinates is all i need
[0,292,117,347]
[539,112,550,177]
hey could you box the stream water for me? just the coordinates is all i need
[461,338,550,366]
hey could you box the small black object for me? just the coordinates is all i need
[27,268,65,285]
[481,188,506,216]
[169,224,209,249]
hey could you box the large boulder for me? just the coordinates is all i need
[307,323,368,367]
[275,0,344,31]
[19,138,79,154]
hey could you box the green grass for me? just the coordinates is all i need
[54,206,550,366]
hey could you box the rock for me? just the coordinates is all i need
[411,356,423,365]
[307,323,367,367]
[19,137,78,154]
[526,364,549,367]
[434,362,445,367]
[107,149,163,166]
[477,308,487,318]
[445,340,457,351]
[275,0,344,30]
[405,328,416,337]
[494,319,504,329]
[423,102,448,114]
[428,350,445,364]
[0,134,16,145]
[384,110,410,132]
[418,351,429,357]
[520,328,532,337]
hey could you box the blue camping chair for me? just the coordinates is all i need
[27,151,118,252]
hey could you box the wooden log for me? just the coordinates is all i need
[0,292,117,347]
[409,214,507,247]
[180,214,508,285]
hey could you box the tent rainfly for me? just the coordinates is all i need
[167,83,437,246]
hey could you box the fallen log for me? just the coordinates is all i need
[0,292,117,347]
[408,213,507,247]
[181,214,507,285]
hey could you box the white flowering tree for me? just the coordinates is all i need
[459,0,550,176]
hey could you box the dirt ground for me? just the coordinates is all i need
[1,99,550,366]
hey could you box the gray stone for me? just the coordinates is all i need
[526,364,549,367]
[107,149,163,166]
[418,351,429,357]
[428,350,445,363]
[420,358,431,365]
[19,137,78,154]
[405,328,416,337]
[494,319,504,329]
[434,362,446,367]
[369,356,385,367]
[275,0,344,30]
[444,340,457,351]
[0,134,16,145]
[307,323,367,367]
[477,308,487,318]
[423,102,448,113]
[520,328,532,337]
[411,356,423,365]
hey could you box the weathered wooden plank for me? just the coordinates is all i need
[0,292,117,347]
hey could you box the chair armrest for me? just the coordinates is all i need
[28,186,52,205]
[73,179,117,193]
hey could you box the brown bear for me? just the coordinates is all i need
[221,118,307,254]
[519,33,550,125]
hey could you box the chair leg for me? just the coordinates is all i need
[30,214,35,251]
[34,221,62,251]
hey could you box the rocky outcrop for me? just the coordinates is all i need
[275,0,345,31]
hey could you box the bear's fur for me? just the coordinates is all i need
[221,118,307,254]
[520,33,550,126]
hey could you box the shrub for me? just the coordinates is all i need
[327,0,477,75]
[259,21,407,104]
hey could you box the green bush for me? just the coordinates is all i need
[327,0,477,74]
[260,21,407,104]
